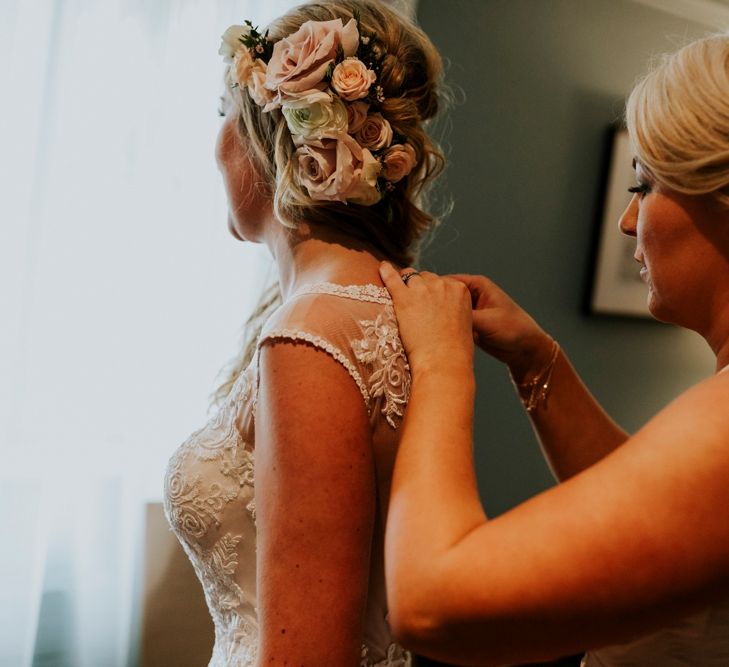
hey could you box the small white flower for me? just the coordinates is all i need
[219,24,251,63]
[361,36,370,45]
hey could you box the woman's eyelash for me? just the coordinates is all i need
[218,107,225,117]
[628,182,650,195]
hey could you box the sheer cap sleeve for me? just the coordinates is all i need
[257,283,410,429]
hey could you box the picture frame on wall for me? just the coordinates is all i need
[589,127,652,318]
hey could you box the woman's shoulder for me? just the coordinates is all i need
[260,281,396,340]
[258,281,410,429]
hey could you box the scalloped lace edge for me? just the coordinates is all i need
[294,282,392,305]
[258,328,372,413]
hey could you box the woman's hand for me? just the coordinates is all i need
[448,273,554,383]
[379,262,474,376]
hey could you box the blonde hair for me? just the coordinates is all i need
[213,0,448,405]
[225,0,446,267]
[625,32,729,208]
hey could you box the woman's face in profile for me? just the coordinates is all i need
[619,161,727,327]
[215,111,272,243]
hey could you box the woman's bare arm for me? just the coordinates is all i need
[387,369,729,664]
[380,265,729,664]
[516,343,628,479]
[256,340,375,666]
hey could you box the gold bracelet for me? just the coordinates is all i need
[514,339,560,413]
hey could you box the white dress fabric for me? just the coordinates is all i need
[163,282,412,667]
[581,599,729,666]
[582,365,729,666]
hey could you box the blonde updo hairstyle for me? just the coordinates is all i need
[625,32,729,209]
[214,0,447,404]
[224,0,446,268]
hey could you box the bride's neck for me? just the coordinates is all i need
[266,221,390,300]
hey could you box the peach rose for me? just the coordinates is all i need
[347,101,369,133]
[382,143,417,182]
[248,60,275,107]
[265,18,359,105]
[331,57,376,101]
[355,113,393,151]
[295,132,381,204]
[233,48,255,87]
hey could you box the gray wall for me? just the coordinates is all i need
[417,0,716,516]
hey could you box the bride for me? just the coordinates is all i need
[163,1,445,664]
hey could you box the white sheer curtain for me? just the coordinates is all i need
[0,1,416,665]
[0,1,298,665]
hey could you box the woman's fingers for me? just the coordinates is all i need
[448,273,503,308]
[379,262,474,372]
[379,261,410,299]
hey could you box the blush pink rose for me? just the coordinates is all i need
[355,113,393,151]
[382,143,417,182]
[347,101,369,133]
[294,132,381,204]
[265,18,359,107]
[331,57,376,101]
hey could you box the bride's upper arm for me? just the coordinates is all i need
[254,339,375,664]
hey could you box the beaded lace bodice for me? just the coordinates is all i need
[163,283,411,667]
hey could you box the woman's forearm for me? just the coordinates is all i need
[513,346,629,481]
[387,364,485,634]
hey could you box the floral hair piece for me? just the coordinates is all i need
[219,13,417,206]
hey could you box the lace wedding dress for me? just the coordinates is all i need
[163,282,412,667]
[581,600,729,666]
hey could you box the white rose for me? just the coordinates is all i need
[282,93,348,140]
[331,57,376,101]
[219,24,251,63]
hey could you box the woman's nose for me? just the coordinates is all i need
[619,196,638,237]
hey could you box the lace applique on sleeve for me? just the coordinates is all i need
[258,328,372,415]
[352,305,411,429]
[256,285,410,430]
